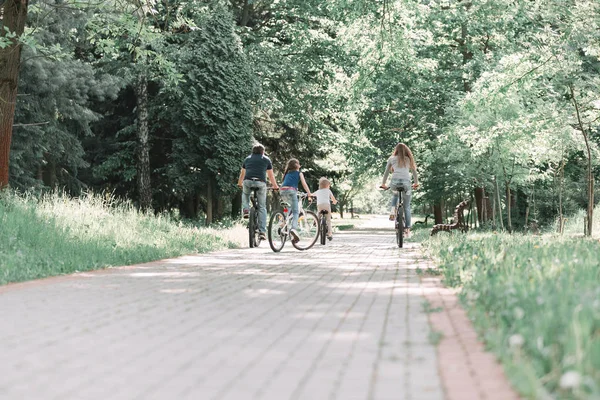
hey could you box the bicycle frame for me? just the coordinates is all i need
[318,209,329,245]
[394,187,406,248]
[247,187,262,248]
[380,185,406,248]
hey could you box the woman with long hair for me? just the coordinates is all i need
[380,143,419,237]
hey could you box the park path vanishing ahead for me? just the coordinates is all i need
[0,216,518,400]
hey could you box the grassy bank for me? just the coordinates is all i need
[423,230,600,399]
[0,191,247,285]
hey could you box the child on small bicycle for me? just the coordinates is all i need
[280,158,312,241]
[313,177,337,241]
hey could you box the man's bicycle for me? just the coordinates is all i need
[381,186,406,248]
[246,180,264,248]
[268,191,319,252]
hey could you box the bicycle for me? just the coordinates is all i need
[318,208,329,245]
[268,191,320,252]
[246,180,264,248]
[381,186,406,248]
[306,195,331,246]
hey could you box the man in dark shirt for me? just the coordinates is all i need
[237,144,279,239]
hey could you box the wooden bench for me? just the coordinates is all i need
[430,200,469,236]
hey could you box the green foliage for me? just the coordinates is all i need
[424,229,600,398]
[166,5,256,202]
[10,1,121,191]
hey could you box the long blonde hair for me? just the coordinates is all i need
[392,143,416,170]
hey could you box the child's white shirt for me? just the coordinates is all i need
[314,188,333,205]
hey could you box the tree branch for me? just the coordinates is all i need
[13,121,50,127]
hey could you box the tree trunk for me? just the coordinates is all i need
[505,182,512,233]
[240,0,252,26]
[134,75,152,211]
[474,186,486,224]
[433,202,443,224]
[524,202,530,232]
[483,196,490,224]
[494,176,504,230]
[206,178,213,225]
[569,84,594,237]
[216,193,224,221]
[491,191,496,228]
[232,192,241,219]
[0,0,29,189]
[460,22,473,92]
[557,159,565,234]
[42,154,57,189]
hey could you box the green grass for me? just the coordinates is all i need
[0,190,247,285]
[423,231,600,399]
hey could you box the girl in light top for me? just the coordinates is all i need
[280,158,312,241]
[313,177,338,241]
[380,143,419,237]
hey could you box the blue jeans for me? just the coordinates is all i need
[242,180,267,233]
[280,188,299,230]
[390,179,412,228]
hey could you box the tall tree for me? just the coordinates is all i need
[0,0,28,188]
[166,5,256,222]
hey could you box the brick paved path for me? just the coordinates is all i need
[0,217,445,400]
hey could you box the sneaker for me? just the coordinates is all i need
[389,213,395,221]
[327,235,333,241]
[242,209,249,219]
[259,232,267,241]
[290,229,300,242]
[404,230,412,238]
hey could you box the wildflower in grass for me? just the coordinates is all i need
[514,307,525,320]
[466,290,479,301]
[509,334,524,348]
[559,371,581,389]
[536,296,544,305]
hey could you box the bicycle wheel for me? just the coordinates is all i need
[292,210,320,251]
[320,214,327,245]
[248,208,257,248]
[254,209,263,247]
[268,210,287,252]
[396,204,404,248]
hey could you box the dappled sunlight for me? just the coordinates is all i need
[311,331,372,341]
[129,271,200,278]
[292,311,326,319]
[159,288,191,294]
[242,288,287,297]
[324,280,420,291]
[161,279,199,283]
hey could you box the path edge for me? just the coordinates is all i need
[420,270,521,400]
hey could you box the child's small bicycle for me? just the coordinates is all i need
[318,208,330,245]
[268,191,319,252]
